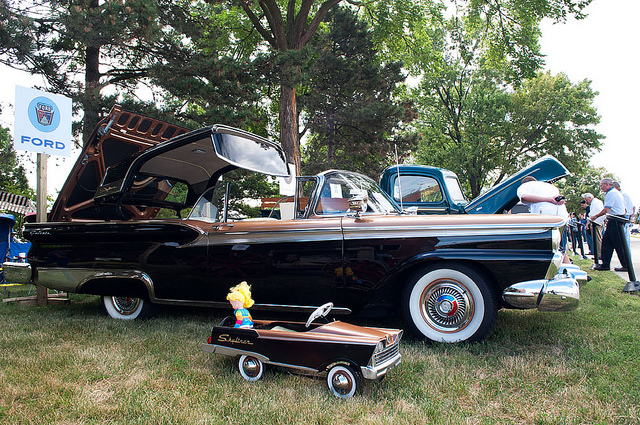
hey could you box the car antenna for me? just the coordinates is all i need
[394,144,403,211]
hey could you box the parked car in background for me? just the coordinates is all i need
[379,156,569,215]
[4,106,580,343]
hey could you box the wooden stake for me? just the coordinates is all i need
[36,153,48,306]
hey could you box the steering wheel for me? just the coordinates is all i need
[306,302,334,328]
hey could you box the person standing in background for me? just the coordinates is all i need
[592,178,628,272]
[518,176,570,263]
[583,193,605,260]
[613,181,635,250]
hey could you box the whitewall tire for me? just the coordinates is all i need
[102,296,152,320]
[402,264,497,343]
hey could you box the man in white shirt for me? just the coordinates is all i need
[614,181,635,250]
[583,193,605,260]
[518,176,570,262]
[592,178,628,272]
[517,177,569,218]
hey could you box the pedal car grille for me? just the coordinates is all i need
[373,341,399,366]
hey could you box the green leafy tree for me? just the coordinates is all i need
[140,1,272,134]
[222,0,347,177]
[415,64,512,197]
[504,71,603,175]
[1,0,167,141]
[556,165,617,214]
[416,70,602,198]
[299,7,417,178]
[0,126,33,198]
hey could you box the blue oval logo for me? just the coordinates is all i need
[28,96,61,133]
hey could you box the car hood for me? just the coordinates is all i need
[464,155,569,214]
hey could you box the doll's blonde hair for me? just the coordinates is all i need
[226,281,255,308]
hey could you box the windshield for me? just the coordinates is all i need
[315,172,399,215]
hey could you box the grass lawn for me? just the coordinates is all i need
[1,257,639,424]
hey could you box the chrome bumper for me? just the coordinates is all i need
[2,261,32,285]
[502,272,580,311]
[360,336,403,381]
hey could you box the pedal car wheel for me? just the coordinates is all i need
[102,296,152,320]
[238,355,264,382]
[327,365,359,398]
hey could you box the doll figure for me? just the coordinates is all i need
[226,281,254,328]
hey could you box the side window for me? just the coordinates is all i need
[316,177,350,215]
[393,176,443,203]
[295,178,315,219]
[156,181,191,218]
[188,185,224,222]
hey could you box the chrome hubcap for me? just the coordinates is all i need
[242,357,261,378]
[112,297,141,316]
[332,372,353,395]
[421,281,473,331]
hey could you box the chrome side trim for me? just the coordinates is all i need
[36,267,154,295]
[145,298,352,315]
[35,266,354,314]
[343,224,553,241]
[208,227,344,245]
[202,343,319,373]
[201,344,269,362]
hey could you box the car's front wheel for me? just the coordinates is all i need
[327,365,359,398]
[402,264,498,343]
[102,296,153,320]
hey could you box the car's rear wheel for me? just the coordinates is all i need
[402,264,498,343]
[238,355,264,382]
[102,296,153,320]
[327,365,359,398]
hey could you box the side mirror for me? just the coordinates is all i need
[348,192,368,217]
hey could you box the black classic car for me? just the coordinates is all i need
[203,303,403,398]
[4,106,580,343]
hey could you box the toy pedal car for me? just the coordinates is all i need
[202,303,403,398]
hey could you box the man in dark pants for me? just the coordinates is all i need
[592,178,628,271]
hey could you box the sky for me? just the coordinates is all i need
[539,0,640,207]
[0,0,638,208]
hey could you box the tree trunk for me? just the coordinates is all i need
[280,83,301,177]
[81,0,101,145]
[82,44,101,145]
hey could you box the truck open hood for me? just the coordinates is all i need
[464,155,569,214]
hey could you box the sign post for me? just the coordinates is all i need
[13,86,72,306]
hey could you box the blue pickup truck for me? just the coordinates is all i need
[379,156,570,215]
